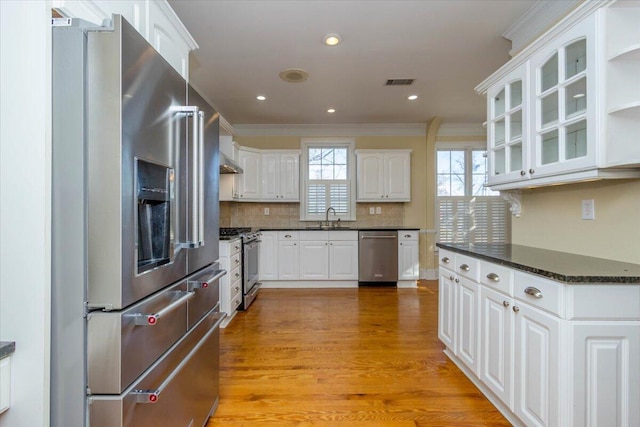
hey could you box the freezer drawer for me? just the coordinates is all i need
[187,264,225,329]
[89,308,224,427]
[87,281,190,394]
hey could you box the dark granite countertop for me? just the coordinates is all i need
[436,243,640,284]
[0,341,15,359]
[259,226,420,231]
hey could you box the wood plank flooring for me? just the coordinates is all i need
[207,281,509,427]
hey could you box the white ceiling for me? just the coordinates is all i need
[168,0,537,126]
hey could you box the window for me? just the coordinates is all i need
[437,146,510,244]
[301,139,356,221]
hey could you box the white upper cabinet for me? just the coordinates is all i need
[261,151,300,202]
[234,148,261,200]
[52,0,197,80]
[355,150,411,202]
[478,2,640,190]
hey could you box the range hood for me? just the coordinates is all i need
[219,152,243,174]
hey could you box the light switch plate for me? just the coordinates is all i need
[376,207,382,214]
[369,207,375,215]
[264,207,269,216]
[581,199,595,220]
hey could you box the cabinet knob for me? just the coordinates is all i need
[285,234,291,238]
[459,264,470,272]
[449,275,454,281]
[520,170,526,176]
[486,273,500,282]
[400,242,403,246]
[513,306,520,313]
[442,257,450,264]
[529,168,535,174]
[503,300,510,308]
[404,234,411,238]
[454,278,459,283]
[325,243,328,246]
[234,259,240,264]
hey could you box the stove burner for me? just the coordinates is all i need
[219,227,251,238]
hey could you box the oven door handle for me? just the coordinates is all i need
[131,311,227,403]
[131,291,195,326]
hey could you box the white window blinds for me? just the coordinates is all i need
[437,197,510,244]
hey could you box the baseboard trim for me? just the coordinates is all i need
[261,281,359,289]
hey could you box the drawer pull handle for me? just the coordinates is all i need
[131,291,195,326]
[235,272,240,278]
[513,306,520,313]
[234,286,240,292]
[503,300,510,308]
[524,287,543,298]
[188,269,226,291]
[285,234,292,238]
[441,257,450,264]
[449,275,454,281]
[234,259,240,264]
[486,273,500,282]
[454,278,459,283]
[459,264,470,272]
[234,245,240,250]
[404,234,411,238]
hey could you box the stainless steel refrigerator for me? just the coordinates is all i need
[51,15,225,427]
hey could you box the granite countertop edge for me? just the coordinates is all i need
[0,341,15,359]
[436,243,640,284]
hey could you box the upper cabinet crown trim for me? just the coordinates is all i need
[475,0,612,95]
[234,123,426,137]
[148,1,198,50]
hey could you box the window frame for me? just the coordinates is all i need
[435,141,510,244]
[300,138,356,221]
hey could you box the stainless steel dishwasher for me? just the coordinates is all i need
[358,230,398,283]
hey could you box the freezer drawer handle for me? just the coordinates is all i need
[133,312,227,403]
[132,291,195,326]
[188,269,227,291]
[132,389,160,403]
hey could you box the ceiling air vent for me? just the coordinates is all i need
[385,79,415,86]
[279,68,309,83]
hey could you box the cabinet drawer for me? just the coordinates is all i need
[514,271,564,317]
[230,252,242,270]
[230,292,243,311]
[455,253,480,282]
[300,230,328,241]
[439,249,455,268]
[219,239,241,257]
[278,231,299,240]
[398,230,418,241]
[228,265,242,284]
[480,262,514,296]
[230,277,242,299]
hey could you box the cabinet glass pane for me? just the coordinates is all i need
[541,52,558,92]
[494,88,506,117]
[565,120,587,160]
[494,149,506,175]
[541,129,559,164]
[510,110,522,140]
[509,143,523,173]
[494,119,505,146]
[510,80,522,109]
[565,77,587,119]
[565,39,587,80]
[541,91,559,127]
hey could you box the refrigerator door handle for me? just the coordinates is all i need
[197,110,205,248]
[131,291,195,326]
[132,312,226,403]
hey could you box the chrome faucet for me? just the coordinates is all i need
[325,207,336,227]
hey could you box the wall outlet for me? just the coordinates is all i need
[369,207,375,215]
[264,207,270,216]
[581,199,595,220]
[376,206,382,214]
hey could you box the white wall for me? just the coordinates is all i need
[0,1,52,426]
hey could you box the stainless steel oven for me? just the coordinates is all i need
[242,232,261,309]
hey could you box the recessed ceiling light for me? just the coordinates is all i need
[327,108,336,113]
[323,33,342,46]
[408,95,418,100]
[256,95,266,101]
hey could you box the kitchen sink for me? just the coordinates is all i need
[305,225,353,230]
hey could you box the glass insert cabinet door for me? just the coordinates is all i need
[532,23,595,177]
[487,64,527,184]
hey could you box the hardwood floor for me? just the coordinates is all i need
[207,281,509,427]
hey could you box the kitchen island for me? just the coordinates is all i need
[436,242,640,427]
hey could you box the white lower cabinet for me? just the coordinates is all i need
[513,302,562,427]
[398,230,419,282]
[438,248,640,427]
[480,286,514,409]
[219,238,243,327]
[260,230,359,286]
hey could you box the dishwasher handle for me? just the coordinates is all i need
[361,235,397,239]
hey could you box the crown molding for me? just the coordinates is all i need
[155,1,199,51]
[233,123,427,137]
[436,123,486,137]
[503,0,581,56]
[476,0,612,95]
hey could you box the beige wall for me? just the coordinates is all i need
[512,179,640,263]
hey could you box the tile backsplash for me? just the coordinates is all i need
[220,202,405,228]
